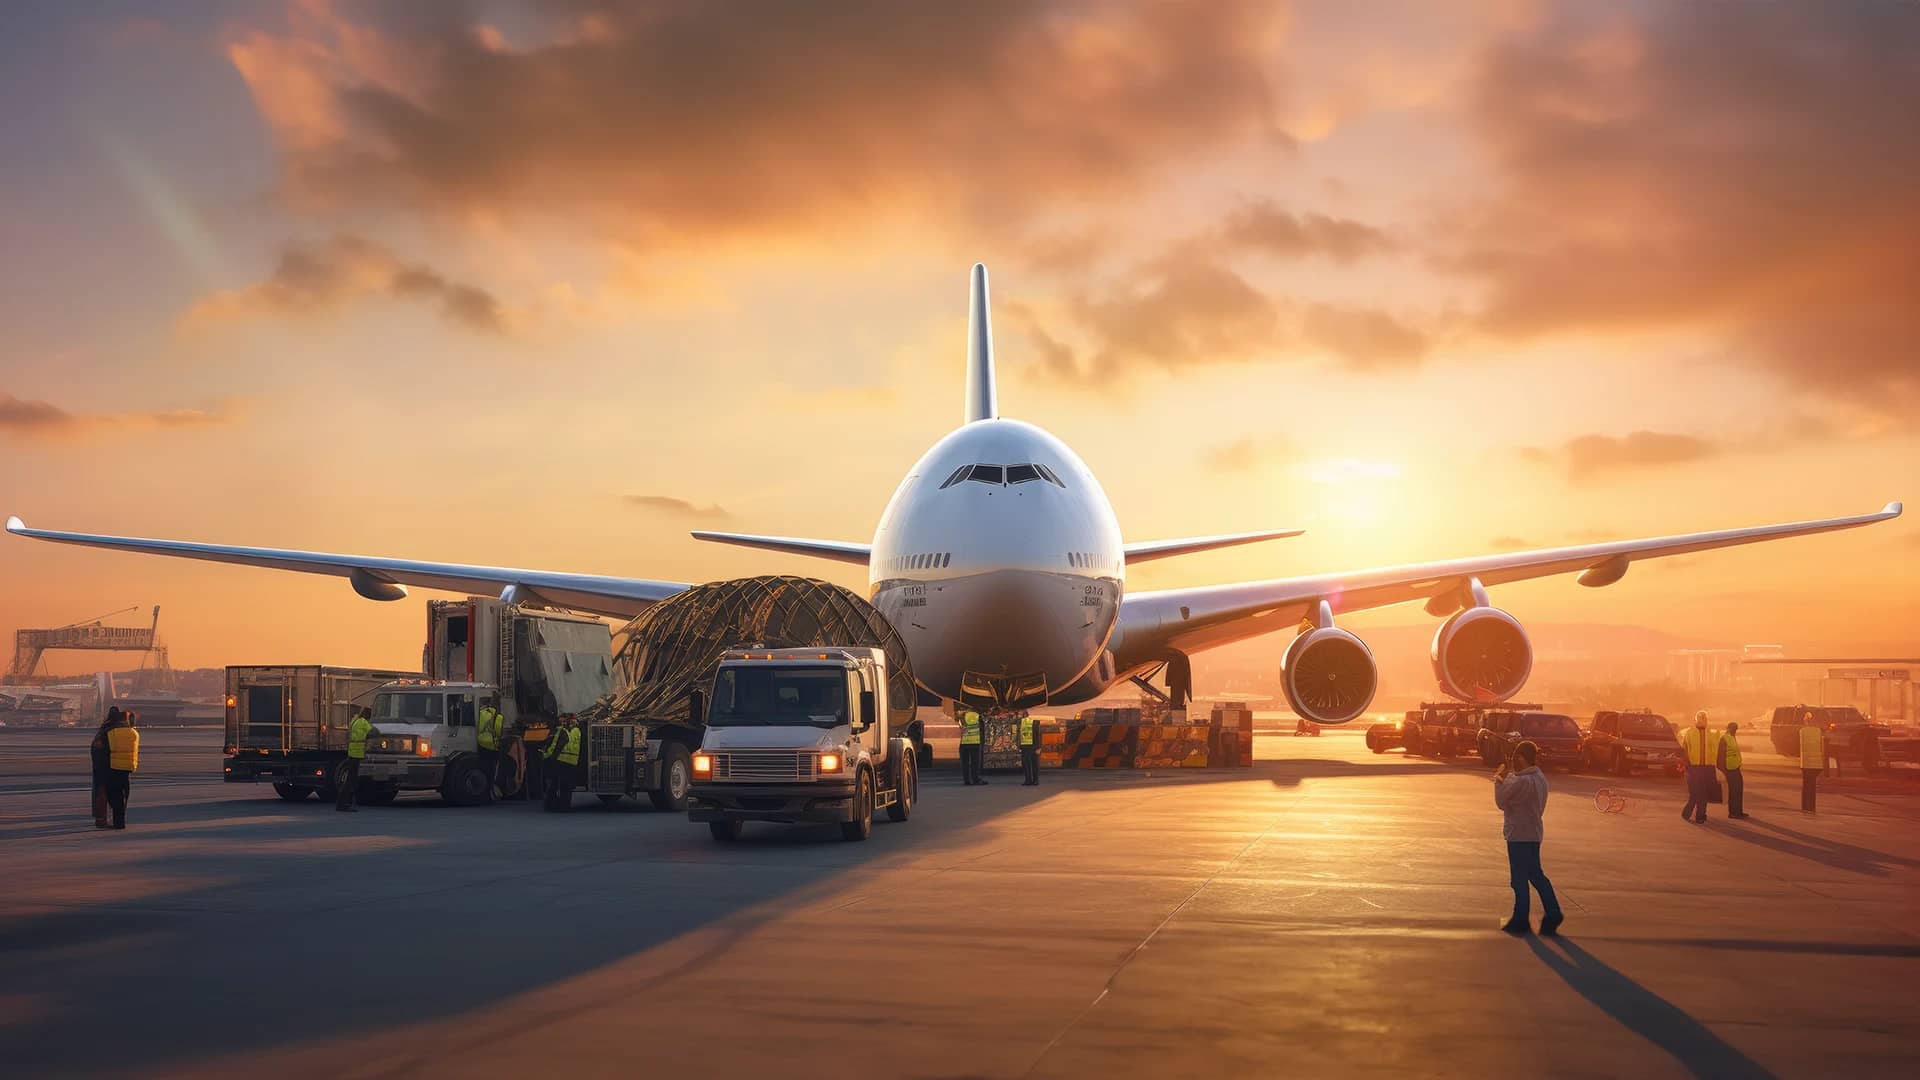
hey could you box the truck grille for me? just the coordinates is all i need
[713,750,814,783]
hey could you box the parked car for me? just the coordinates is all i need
[1401,703,1486,758]
[1583,710,1684,777]
[1766,705,1911,775]
[1478,711,1584,771]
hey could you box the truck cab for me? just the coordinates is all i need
[358,680,500,805]
[689,648,917,842]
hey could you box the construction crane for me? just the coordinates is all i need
[8,605,175,690]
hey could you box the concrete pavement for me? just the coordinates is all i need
[2,727,1916,1078]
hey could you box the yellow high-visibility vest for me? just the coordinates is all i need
[478,706,504,750]
[107,726,140,771]
[1019,716,1037,747]
[960,711,982,746]
[1799,724,1825,769]
[1681,726,1715,766]
[555,727,581,766]
[1719,732,1742,770]
[347,716,372,760]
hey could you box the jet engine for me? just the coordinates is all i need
[1431,606,1533,703]
[1280,624,1378,725]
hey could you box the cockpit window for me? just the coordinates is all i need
[939,463,1067,489]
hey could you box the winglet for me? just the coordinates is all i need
[5,515,23,533]
[964,263,998,424]
[1884,501,1903,517]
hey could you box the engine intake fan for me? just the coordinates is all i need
[1431,606,1533,704]
[1281,619,1378,725]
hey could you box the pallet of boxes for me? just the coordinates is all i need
[1053,703,1255,769]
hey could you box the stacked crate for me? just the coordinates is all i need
[1208,703,1255,767]
[1132,723,1214,768]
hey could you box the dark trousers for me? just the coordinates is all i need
[1682,765,1713,822]
[960,744,981,784]
[545,762,576,810]
[1506,841,1560,922]
[1724,768,1744,816]
[1801,768,1821,812]
[1020,746,1039,784]
[91,768,111,826]
[104,770,131,827]
[335,758,361,809]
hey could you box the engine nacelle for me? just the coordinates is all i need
[1431,606,1533,704]
[1280,627,1378,725]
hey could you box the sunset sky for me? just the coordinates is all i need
[2,0,1915,676]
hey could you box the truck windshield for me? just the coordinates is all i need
[372,692,444,724]
[1623,715,1672,738]
[709,667,848,727]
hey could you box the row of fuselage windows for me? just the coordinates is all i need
[938,462,1067,489]
[886,552,952,572]
[1068,551,1112,570]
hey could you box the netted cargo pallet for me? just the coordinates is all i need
[1061,723,1137,767]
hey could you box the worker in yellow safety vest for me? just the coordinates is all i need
[1717,721,1749,820]
[1018,714,1041,786]
[544,714,582,811]
[1679,711,1716,825]
[959,708,985,786]
[1798,712,1826,814]
[338,706,373,812]
[102,709,140,830]
[477,694,505,796]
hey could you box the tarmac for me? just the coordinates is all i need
[3,726,1916,1079]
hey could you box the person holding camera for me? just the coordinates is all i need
[1493,740,1563,936]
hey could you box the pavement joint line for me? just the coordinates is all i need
[1020,788,1310,1078]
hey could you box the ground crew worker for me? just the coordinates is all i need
[959,707,985,785]
[102,709,139,830]
[89,707,120,829]
[338,706,373,812]
[1799,712,1825,814]
[1018,713,1040,786]
[1680,710,1715,824]
[477,694,505,793]
[1718,720,1749,820]
[545,714,582,811]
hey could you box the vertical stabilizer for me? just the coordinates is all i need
[964,263,998,424]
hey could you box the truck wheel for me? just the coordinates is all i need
[444,759,492,806]
[272,783,310,802]
[886,759,914,823]
[840,771,874,842]
[709,819,743,842]
[648,744,693,811]
[358,784,398,807]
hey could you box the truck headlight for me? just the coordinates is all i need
[692,753,712,777]
[416,739,431,757]
[819,752,842,773]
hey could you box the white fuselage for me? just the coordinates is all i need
[868,419,1124,705]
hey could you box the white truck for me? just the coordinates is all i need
[688,647,918,842]
[354,598,616,804]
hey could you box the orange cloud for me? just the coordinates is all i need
[623,495,731,522]
[183,234,506,333]
[0,392,235,440]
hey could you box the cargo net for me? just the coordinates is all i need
[581,576,916,729]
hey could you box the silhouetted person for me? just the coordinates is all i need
[1718,720,1749,820]
[102,709,139,830]
[1493,740,1562,936]
[1799,711,1825,814]
[1680,710,1715,824]
[89,707,121,829]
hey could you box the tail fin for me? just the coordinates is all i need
[964,263,998,424]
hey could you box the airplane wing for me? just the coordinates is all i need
[6,516,688,619]
[1124,530,1303,564]
[689,531,872,565]
[1114,502,1904,663]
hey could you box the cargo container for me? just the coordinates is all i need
[221,665,416,802]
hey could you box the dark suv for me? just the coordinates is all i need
[1583,710,1683,777]
[1478,711,1584,771]
[1399,703,1486,758]
[1767,705,1898,773]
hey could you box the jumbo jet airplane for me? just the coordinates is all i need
[6,265,1903,722]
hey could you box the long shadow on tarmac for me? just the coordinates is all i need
[1705,818,1920,877]
[1525,936,1778,1080]
[1577,937,1920,959]
[0,783,981,1073]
